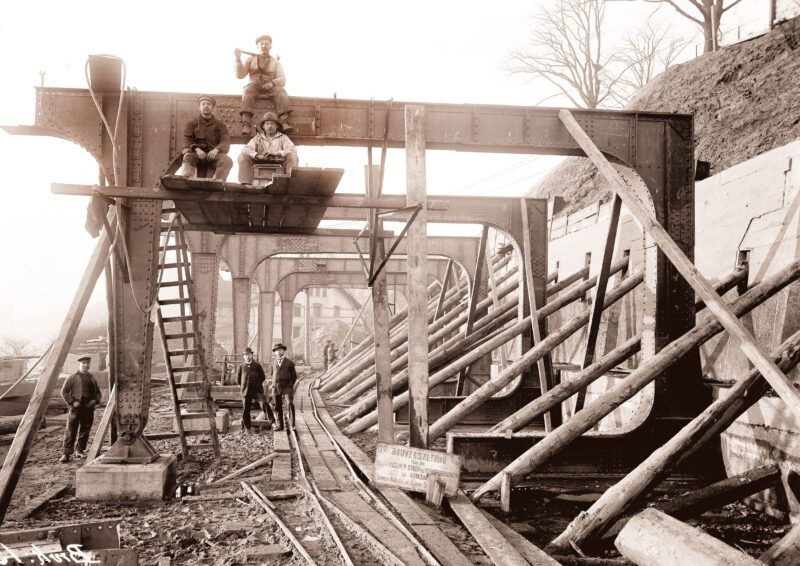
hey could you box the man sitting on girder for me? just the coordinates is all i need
[238,111,298,186]
[235,34,293,135]
[176,95,233,181]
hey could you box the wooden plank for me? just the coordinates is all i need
[209,453,278,485]
[0,219,113,524]
[480,508,561,565]
[86,384,116,461]
[7,484,68,522]
[448,491,529,566]
[271,453,292,482]
[405,104,429,448]
[560,109,800,425]
[615,509,762,566]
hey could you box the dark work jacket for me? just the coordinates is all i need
[270,357,297,395]
[237,361,266,398]
[61,371,102,407]
[182,114,231,153]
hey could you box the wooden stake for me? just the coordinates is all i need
[211,453,278,484]
[560,109,800,426]
[425,474,446,507]
[0,219,113,525]
[405,105,429,448]
[456,225,489,394]
[86,384,117,461]
[500,471,512,514]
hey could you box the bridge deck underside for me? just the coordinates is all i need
[161,167,343,233]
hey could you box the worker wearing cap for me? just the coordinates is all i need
[176,95,233,181]
[59,355,102,463]
[235,34,293,136]
[238,111,299,185]
[236,347,274,434]
[269,343,297,431]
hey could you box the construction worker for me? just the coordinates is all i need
[235,34,293,135]
[236,347,274,434]
[59,355,102,463]
[322,340,330,370]
[326,341,338,368]
[270,343,297,431]
[238,111,299,185]
[177,95,233,181]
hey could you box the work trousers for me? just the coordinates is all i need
[240,83,290,119]
[62,405,95,455]
[274,392,295,428]
[238,153,299,184]
[182,151,234,180]
[242,394,274,430]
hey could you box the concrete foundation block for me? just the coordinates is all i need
[76,454,177,501]
[173,409,230,434]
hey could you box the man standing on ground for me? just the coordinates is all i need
[236,347,274,434]
[235,34,293,135]
[270,343,297,431]
[326,340,338,368]
[177,95,233,181]
[60,355,102,463]
[322,340,330,371]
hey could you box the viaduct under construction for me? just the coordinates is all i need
[1,53,800,565]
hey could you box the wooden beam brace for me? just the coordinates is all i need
[471,256,800,504]
[0,216,114,525]
[575,195,622,412]
[456,225,489,395]
[560,108,800,425]
[433,259,455,322]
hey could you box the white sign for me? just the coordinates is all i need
[373,443,461,496]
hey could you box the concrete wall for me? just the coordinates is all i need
[547,199,648,431]
[694,140,800,511]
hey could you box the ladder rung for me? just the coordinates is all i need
[187,443,216,449]
[159,262,184,269]
[177,398,205,404]
[158,298,190,305]
[175,381,205,389]
[169,349,198,356]
[162,316,192,323]
[172,366,201,373]
[165,332,195,339]
[161,245,181,251]
[184,430,212,436]
[181,413,212,420]
[162,208,178,214]
[159,281,185,288]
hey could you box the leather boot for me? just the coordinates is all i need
[278,112,294,134]
[240,112,253,136]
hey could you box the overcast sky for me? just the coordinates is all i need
[0,0,765,349]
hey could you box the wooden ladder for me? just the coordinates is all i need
[154,210,221,461]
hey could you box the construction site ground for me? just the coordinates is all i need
[0,366,789,564]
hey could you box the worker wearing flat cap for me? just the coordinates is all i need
[269,343,297,431]
[238,111,298,185]
[59,355,102,463]
[234,34,293,136]
[176,95,233,181]
[236,347,274,434]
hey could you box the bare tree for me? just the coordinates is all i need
[0,336,33,357]
[642,0,744,53]
[508,0,633,109]
[618,22,690,96]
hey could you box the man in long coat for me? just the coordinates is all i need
[60,355,102,462]
[269,343,297,431]
[236,347,274,434]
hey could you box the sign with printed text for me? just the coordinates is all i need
[373,443,462,496]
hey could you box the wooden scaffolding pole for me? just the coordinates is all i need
[560,109,800,423]
[0,220,114,524]
[455,225,489,395]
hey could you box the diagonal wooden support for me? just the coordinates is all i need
[0,218,114,525]
[520,198,555,431]
[85,384,117,461]
[560,108,800,423]
[456,224,489,395]
[471,257,800,503]
[433,259,455,322]
[575,195,622,412]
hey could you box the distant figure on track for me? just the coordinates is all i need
[322,340,331,371]
[270,343,297,431]
[59,355,102,463]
